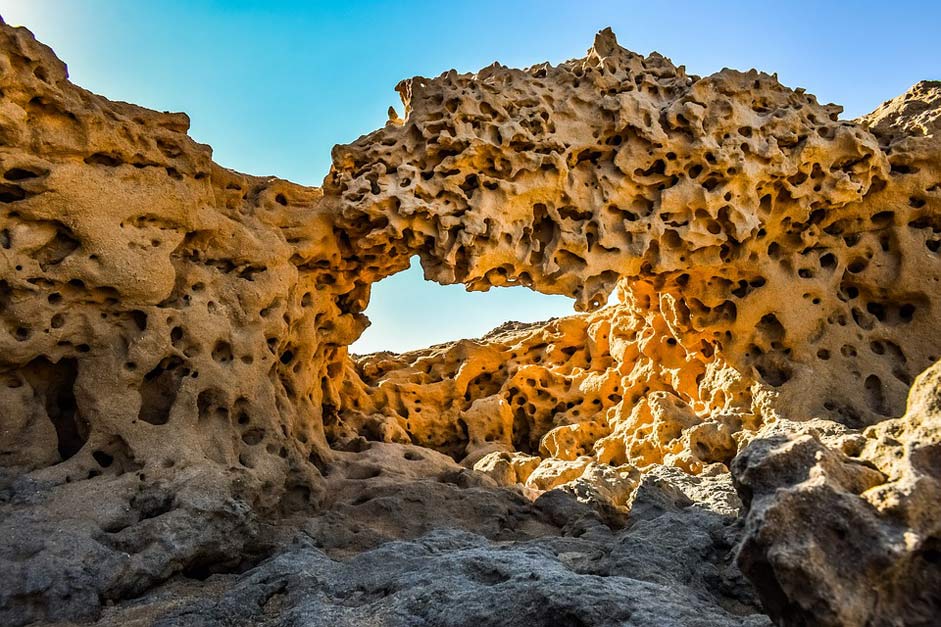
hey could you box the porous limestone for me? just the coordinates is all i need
[0,17,938,627]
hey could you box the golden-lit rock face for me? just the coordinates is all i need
[0,18,939,625]
[328,30,941,494]
[0,22,351,507]
[1,14,939,508]
[330,27,886,310]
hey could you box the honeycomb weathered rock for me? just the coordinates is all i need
[0,17,939,627]
[331,37,941,489]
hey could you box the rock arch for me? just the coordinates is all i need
[0,18,938,626]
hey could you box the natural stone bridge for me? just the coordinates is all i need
[0,19,938,626]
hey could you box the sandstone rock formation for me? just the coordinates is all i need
[0,16,938,627]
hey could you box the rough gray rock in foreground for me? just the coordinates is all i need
[94,468,769,627]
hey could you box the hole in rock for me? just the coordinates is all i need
[139,356,186,425]
[92,450,114,468]
[35,224,80,270]
[20,356,87,461]
[865,374,889,416]
[4,167,43,181]
[0,183,27,202]
[350,257,576,354]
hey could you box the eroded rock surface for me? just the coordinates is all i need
[88,453,769,627]
[733,361,941,627]
[0,16,938,627]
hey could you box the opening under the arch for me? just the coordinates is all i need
[350,256,577,354]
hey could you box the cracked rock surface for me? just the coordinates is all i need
[0,16,938,627]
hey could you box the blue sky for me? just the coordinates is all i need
[3,1,938,352]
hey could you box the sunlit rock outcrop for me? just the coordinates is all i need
[0,16,938,627]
